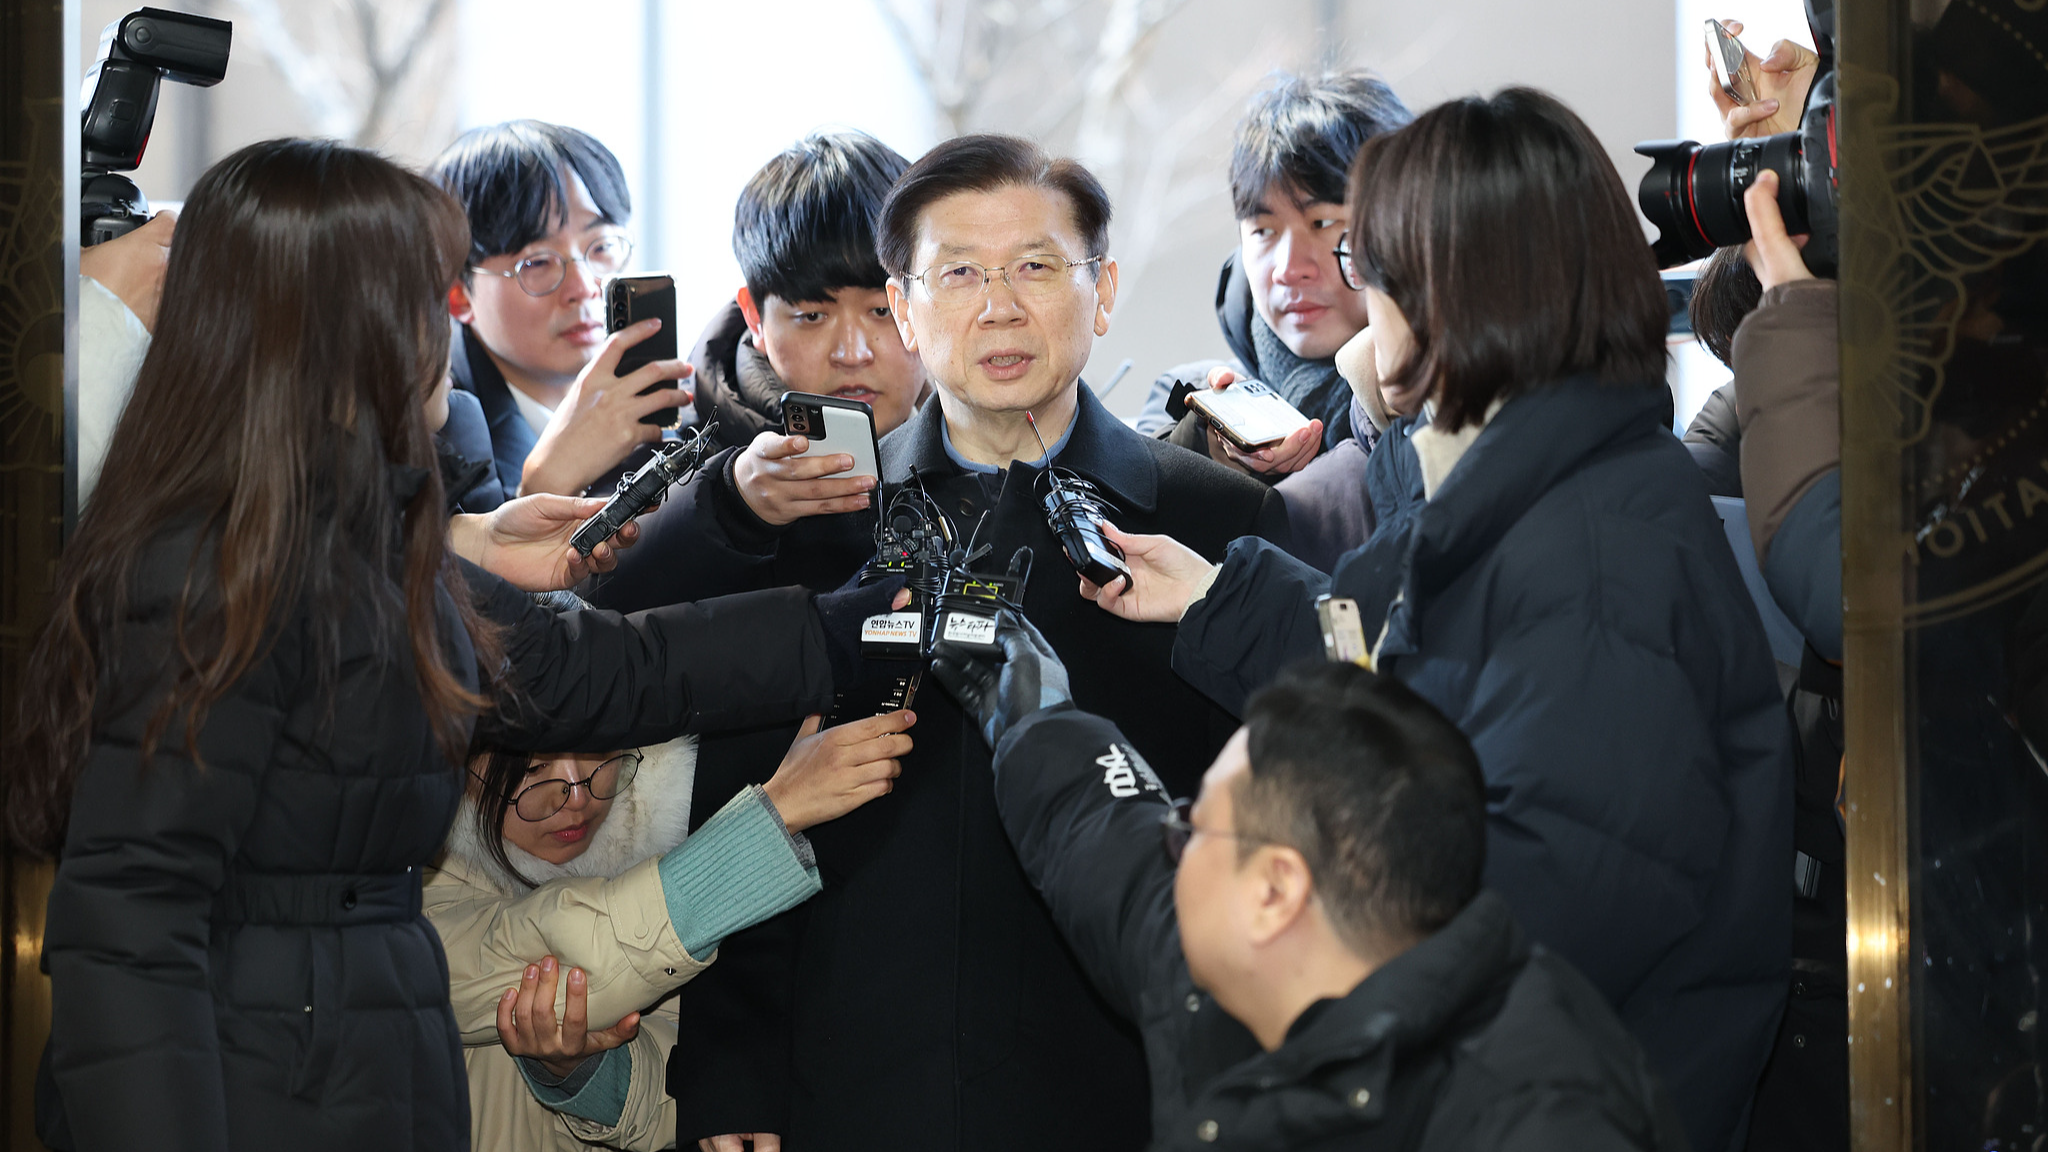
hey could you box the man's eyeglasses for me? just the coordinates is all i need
[905,253,1103,309]
[1160,797,1274,865]
[474,232,634,297]
[1334,231,1365,292]
[506,751,642,822]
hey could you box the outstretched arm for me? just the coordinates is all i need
[470,562,835,751]
[989,707,1187,1022]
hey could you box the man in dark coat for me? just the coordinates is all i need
[928,623,1688,1151]
[589,135,1287,1151]
[430,121,692,501]
[1130,72,1411,571]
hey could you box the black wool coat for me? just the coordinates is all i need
[991,705,1691,1152]
[38,508,835,1152]
[590,386,1289,1152]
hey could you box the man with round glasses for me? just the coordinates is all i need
[430,121,694,506]
[615,134,1288,1152]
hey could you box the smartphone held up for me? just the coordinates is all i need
[605,273,682,427]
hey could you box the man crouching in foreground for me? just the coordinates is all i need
[931,616,1689,1151]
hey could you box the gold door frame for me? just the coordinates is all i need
[0,0,72,1147]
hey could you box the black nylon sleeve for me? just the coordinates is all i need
[1171,536,1329,718]
[583,447,784,614]
[468,559,835,751]
[989,706,1185,1023]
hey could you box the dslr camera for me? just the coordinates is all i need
[81,7,232,246]
[1633,0,1838,275]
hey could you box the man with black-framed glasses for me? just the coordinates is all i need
[429,120,694,507]
[1135,71,1415,573]
[930,617,1686,1152]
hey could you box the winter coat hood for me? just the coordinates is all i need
[689,300,788,454]
[441,734,699,898]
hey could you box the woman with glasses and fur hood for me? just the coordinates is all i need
[427,712,912,1152]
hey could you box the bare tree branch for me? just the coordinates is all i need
[225,0,356,138]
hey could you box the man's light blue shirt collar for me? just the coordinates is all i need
[939,410,1077,475]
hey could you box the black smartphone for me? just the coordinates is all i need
[605,274,680,427]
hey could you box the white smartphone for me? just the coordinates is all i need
[1187,379,1314,451]
[780,391,881,486]
[1316,595,1371,667]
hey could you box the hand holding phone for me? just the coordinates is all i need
[729,393,884,527]
[1706,19,1757,106]
[606,274,682,427]
[780,392,882,483]
[515,316,693,498]
[1188,372,1322,475]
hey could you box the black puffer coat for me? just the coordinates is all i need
[1176,378,1792,1152]
[992,706,1690,1152]
[38,510,835,1152]
[687,300,787,455]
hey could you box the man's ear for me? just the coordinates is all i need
[1244,845,1316,946]
[447,280,475,325]
[1092,257,1119,338]
[736,286,767,346]
[886,280,919,353]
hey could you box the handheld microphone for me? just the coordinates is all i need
[1026,411,1131,592]
[570,422,720,557]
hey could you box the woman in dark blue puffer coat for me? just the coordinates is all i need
[1082,89,1792,1152]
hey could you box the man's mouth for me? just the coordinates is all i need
[561,320,606,347]
[831,384,879,405]
[1277,301,1330,327]
[980,352,1034,380]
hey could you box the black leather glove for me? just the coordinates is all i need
[813,571,909,688]
[929,609,1074,750]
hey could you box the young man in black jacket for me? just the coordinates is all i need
[688,131,928,456]
[1135,72,1411,571]
[590,135,1287,1151]
[930,619,1688,1152]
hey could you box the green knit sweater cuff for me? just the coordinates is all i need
[516,1046,630,1126]
[658,785,822,955]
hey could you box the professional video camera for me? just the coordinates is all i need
[1633,0,1837,275]
[81,6,232,246]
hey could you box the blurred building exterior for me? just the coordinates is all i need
[84,0,1699,420]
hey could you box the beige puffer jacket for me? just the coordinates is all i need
[425,735,707,1152]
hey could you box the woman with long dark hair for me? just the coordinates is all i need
[1082,89,1792,1152]
[10,138,845,1151]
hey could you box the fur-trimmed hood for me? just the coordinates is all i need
[440,734,699,898]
